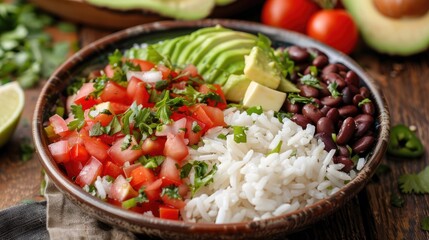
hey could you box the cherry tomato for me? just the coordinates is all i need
[307,10,358,54]
[261,0,320,34]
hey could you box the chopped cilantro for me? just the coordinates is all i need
[217,133,227,140]
[246,106,263,115]
[155,80,169,91]
[268,140,283,155]
[328,82,342,98]
[358,98,372,107]
[122,187,148,209]
[274,111,293,123]
[67,105,85,131]
[180,163,193,179]
[138,155,165,169]
[121,134,133,150]
[398,166,429,194]
[161,185,182,200]
[190,161,217,196]
[233,126,248,143]
[287,93,315,105]
[191,121,202,133]
[300,74,322,89]
[89,122,104,137]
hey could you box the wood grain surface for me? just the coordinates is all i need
[0,10,428,240]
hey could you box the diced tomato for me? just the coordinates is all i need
[185,116,205,145]
[141,137,166,156]
[171,81,187,90]
[157,64,171,79]
[161,194,186,209]
[98,134,117,145]
[100,81,130,104]
[145,179,162,201]
[63,160,83,179]
[127,76,140,98]
[191,105,214,132]
[48,140,70,163]
[170,112,187,121]
[178,183,189,198]
[182,64,199,78]
[159,157,182,184]
[129,166,156,189]
[80,129,110,163]
[109,175,138,202]
[86,109,114,127]
[123,163,141,178]
[127,78,151,107]
[74,83,99,110]
[75,157,103,187]
[163,134,189,162]
[104,64,115,78]
[63,131,84,146]
[129,59,155,71]
[108,136,143,166]
[159,206,179,220]
[161,177,182,188]
[199,104,226,127]
[103,161,122,178]
[49,114,70,137]
[70,143,90,163]
[199,84,227,110]
[110,102,130,114]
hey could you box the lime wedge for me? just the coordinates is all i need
[0,82,25,148]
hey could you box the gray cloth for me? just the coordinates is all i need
[44,176,137,240]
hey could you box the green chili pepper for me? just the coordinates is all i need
[387,124,424,158]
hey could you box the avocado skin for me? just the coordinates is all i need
[343,0,429,55]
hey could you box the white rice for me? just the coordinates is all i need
[182,108,357,224]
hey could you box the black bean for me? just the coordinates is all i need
[333,156,354,173]
[362,102,375,116]
[315,132,337,152]
[326,108,340,124]
[319,82,331,97]
[336,145,350,157]
[284,100,301,113]
[320,105,331,115]
[338,105,358,118]
[291,114,311,129]
[352,136,375,154]
[341,87,353,105]
[321,96,342,107]
[302,104,324,124]
[336,117,356,145]
[317,117,335,134]
[360,87,370,98]
[288,46,310,62]
[312,55,329,68]
[339,71,347,78]
[354,114,374,137]
[322,64,339,75]
[345,71,359,88]
[299,84,319,98]
[335,63,349,72]
[323,72,346,90]
[352,94,365,106]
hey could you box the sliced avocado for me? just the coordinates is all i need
[343,0,429,55]
[277,78,300,93]
[170,36,191,65]
[197,39,255,75]
[243,46,282,89]
[243,81,286,112]
[189,31,256,65]
[223,74,251,102]
[86,0,216,20]
[156,37,184,58]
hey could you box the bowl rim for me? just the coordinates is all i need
[33,19,390,235]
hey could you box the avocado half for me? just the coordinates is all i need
[343,0,429,55]
[85,0,235,20]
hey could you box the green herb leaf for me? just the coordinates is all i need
[89,122,104,137]
[121,134,133,151]
[138,155,165,169]
[67,105,85,131]
[217,133,227,140]
[180,163,193,179]
[269,140,283,155]
[233,126,248,143]
[358,98,372,107]
[274,111,293,123]
[246,106,263,115]
[328,82,342,98]
[300,74,322,89]
[287,93,316,105]
[191,161,217,196]
[398,166,429,194]
[161,185,182,200]
[191,121,202,133]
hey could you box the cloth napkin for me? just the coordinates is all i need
[44,176,139,240]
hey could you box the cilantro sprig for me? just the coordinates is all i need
[398,166,429,194]
[67,105,85,131]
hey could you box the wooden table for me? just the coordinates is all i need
[1,7,429,240]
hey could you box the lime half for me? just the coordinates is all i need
[0,82,25,148]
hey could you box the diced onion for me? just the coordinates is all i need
[126,71,163,83]
[95,176,107,199]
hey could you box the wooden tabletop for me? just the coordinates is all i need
[1,6,429,240]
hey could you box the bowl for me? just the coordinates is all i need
[33,19,390,239]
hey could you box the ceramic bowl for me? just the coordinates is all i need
[33,19,390,239]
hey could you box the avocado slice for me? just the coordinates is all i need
[222,74,252,102]
[203,49,249,85]
[343,0,429,55]
[243,46,282,89]
[156,37,184,58]
[86,0,216,20]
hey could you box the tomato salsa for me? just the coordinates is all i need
[45,50,227,220]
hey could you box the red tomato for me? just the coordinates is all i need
[123,163,141,178]
[182,64,199,77]
[63,160,83,179]
[185,116,205,145]
[141,137,166,156]
[199,105,226,128]
[109,175,138,202]
[104,64,115,78]
[103,161,122,178]
[108,136,144,166]
[70,143,90,163]
[145,179,163,201]
[48,140,70,163]
[128,80,151,107]
[49,114,70,137]
[159,206,179,220]
[129,59,155,71]
[261,0,320,34]
[307,10,358,54]
[110,102,130,114]
[198,84,227,110]
[74,83,99,110]
[80,129,110,163]
[159,157,182,184]
[99,81,130,104]
[75,157,103,187]
[163,134,189,162]
[161,194,186,209]
[129,166,156,189]
[85,108,113,127]
[157,64,171,79]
